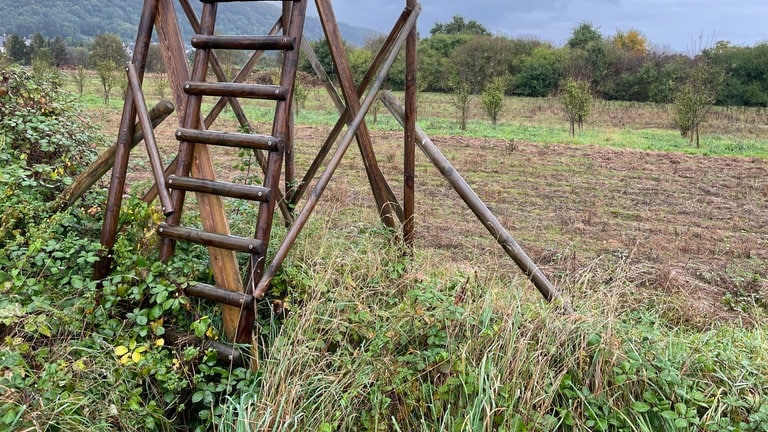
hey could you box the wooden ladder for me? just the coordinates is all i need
[158,0,307,345]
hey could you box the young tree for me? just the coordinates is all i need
[672,57,723,147]
[481,77,505,125]
[73,66,88,96]
[90,33,127,105]
[95,60,119,104]
[292,73,310,116]
[452,81,472,131]
[90,33,128,67]
[559,77,592,137]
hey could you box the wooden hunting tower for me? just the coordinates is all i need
[92,0,567,364]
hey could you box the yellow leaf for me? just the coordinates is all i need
[119,354,131,365]
[131,350,143,363]
[134,346,148,354]
[155,338,165,347]
[114,346,129,356]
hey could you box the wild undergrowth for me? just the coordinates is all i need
[2,68,766,431]
[211,222,768,432]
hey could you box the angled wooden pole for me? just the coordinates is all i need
[127,64,174,215]
[381,91,572,312]
[254,5,421,299]
[315,0,402,228]
[290,8,411,207]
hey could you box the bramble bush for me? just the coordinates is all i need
[0,65,100,242]
[0,67,251,431]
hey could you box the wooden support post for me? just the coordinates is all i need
[315,0,402,228]
[60,100,174,209]
[381,91,572,312]
[155,0,250,342]
[93,0,159,281]
[404,0,417,248]
[254,6,421,299]
[290,9,411,207]
[283,2,297,205]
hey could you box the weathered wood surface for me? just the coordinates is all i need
[404,0,418,247]
[156,0,249,343]
[127,64,174,215]
[254,4,421,299]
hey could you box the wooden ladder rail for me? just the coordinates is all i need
[93,0,159,281]
[156,0,308,344]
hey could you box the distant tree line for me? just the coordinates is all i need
[300,17,768,108]
[4,15,765,112]
[2,31,167,73]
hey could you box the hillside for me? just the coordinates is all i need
[0,0,381,47]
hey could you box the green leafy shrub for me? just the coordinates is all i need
[0,65,101,241]
[0,69,251,431]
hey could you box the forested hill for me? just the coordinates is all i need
[0,0,380,46]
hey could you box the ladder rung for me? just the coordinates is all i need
[185,282,254,309]
[165,330,243,366]
[192,35,294,51]
[168,175,271,202]
[184,82,288,100]
[157,223,264,253]
[176,128,280,150]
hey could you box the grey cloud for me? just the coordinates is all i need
[324,0,767,51]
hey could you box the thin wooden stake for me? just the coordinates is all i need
[127,64,174,216]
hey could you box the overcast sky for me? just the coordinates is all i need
[321,0,768,52]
